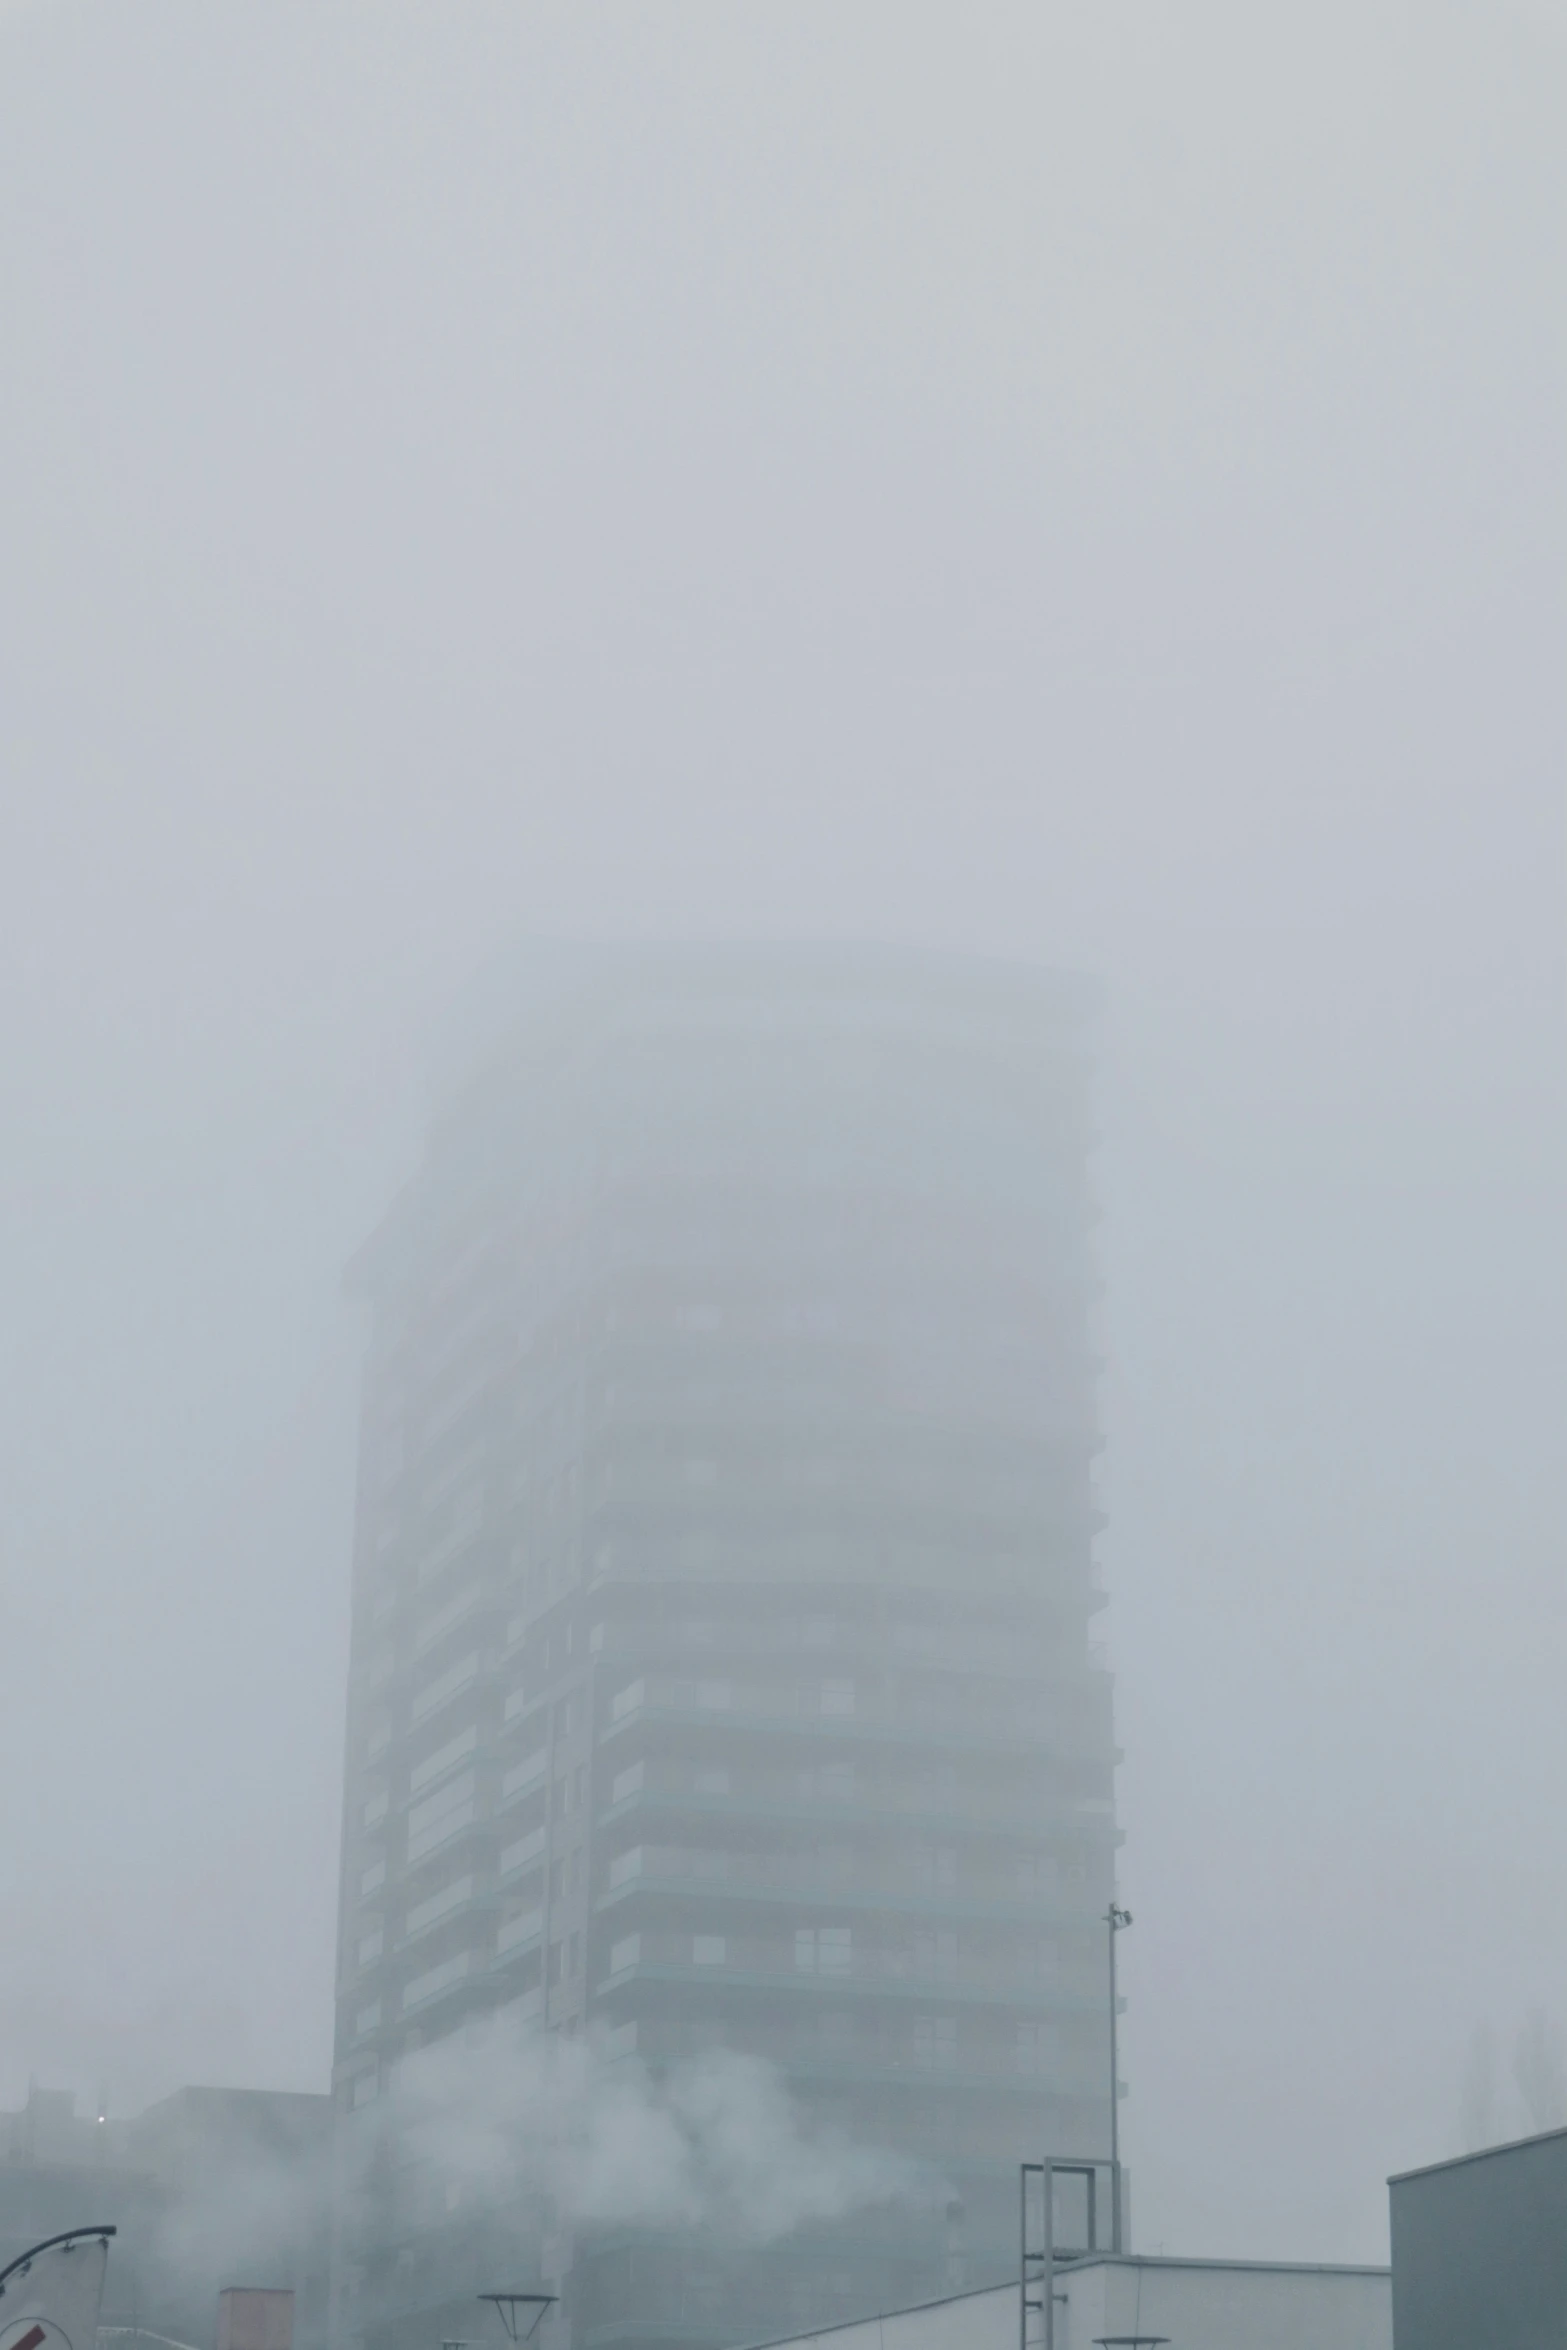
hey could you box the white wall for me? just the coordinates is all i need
[1059,2259,1390,2350]
[744,2282,1016,2350]
[748,2259,1392,2350]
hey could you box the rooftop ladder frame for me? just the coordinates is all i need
[1020,2157,1121,2350]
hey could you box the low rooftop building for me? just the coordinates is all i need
[0,2083,331,2350]
[735,2252,1392,2350]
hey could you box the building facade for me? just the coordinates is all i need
[329,944,1119,2350]
[1389,2126,1567,2349]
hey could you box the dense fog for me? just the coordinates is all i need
[1,0,1562,2286]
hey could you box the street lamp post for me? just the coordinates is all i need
[1106,1902,1132,2249]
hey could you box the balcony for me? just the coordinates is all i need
[591,1955,1103,2017]
[495,1906,544,1960]
[596,1782,1117,1860]
[598,1694,1107,1766]
[499,1823,547,1877]
[594,1855,1092,1933]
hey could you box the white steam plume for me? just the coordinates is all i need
[388,2016,927,2241]
[143,2018,928,2298]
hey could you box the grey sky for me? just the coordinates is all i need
[1,0,1562,2269]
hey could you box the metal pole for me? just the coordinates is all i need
[1107,1908,1119,2179]
[1019,2168,1028,2350]
[1106,1903,1131,2249]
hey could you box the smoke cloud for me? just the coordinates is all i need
[138,2023,924,2305]
[389,2019,926,2241]
[148,2145,327,2290]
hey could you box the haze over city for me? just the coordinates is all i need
[1,0,1562,2302]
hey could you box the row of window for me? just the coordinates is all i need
[601,1838,1063,1903]
[608,1670,1089,1723]
[359,1661,559,1777]
[360,1776,1088,1900]
[349,1901,564,2038]
[363,1469,584,1613]
[372,1739,1095,1833]
[591,1533,1086,1603]
[361,1816,1075,1910]
[602,1924,1074,1989]
[609,1674,858,1721]
[607,1753,1104,1826]
[598,1947,1072,2074]
[575,1605,1057,1663]
[356,1898,1068,2000]
[370,1652,1066,1849]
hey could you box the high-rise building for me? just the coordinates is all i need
[329,944,1120,2350]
